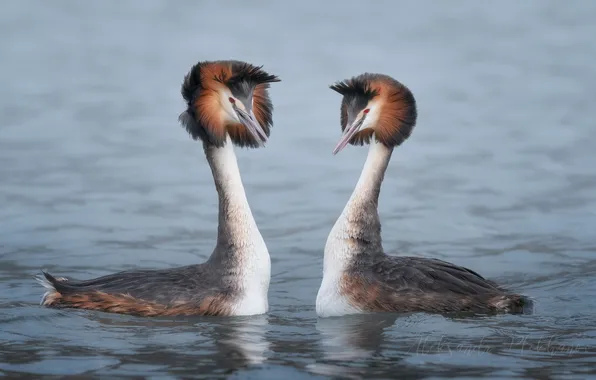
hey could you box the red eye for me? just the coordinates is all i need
[228,97,235,104]
[363,108,370,114]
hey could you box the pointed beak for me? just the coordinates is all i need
[234,105,268,146]
[332,116,365,155]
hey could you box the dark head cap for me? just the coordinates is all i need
[179,60,280,148]
[329,73,417,154]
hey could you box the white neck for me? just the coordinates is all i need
[204,136,270,314]
[323,140,393,273]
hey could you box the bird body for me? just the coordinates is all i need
[38,60,280,317]
[317,73,531,318]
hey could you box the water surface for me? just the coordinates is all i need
[1,0,596,378]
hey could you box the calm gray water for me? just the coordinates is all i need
[1,0,596,378]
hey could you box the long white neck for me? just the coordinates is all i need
[323,140,393,273]
[204,136,269,285]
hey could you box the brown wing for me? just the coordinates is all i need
[341,256,526,314]
[40,264,235,317]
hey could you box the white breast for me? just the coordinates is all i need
[316,272,361,317]
[316,224,362,318]
[232,240,271,316]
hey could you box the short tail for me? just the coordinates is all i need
[35,271,67,306]
[490,293,534,314]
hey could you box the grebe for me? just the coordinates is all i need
[316,73,531,318]
[37,60,280,317]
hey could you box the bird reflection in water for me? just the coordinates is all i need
[87,313,270,376]
[218,314,270,367]
[308,313,399,378]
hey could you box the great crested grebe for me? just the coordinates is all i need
[37,60,280,317]
[316,73,532,318]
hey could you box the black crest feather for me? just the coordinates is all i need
[213,61,280,86]
[330,74,379,100]
[180,61,210,144]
